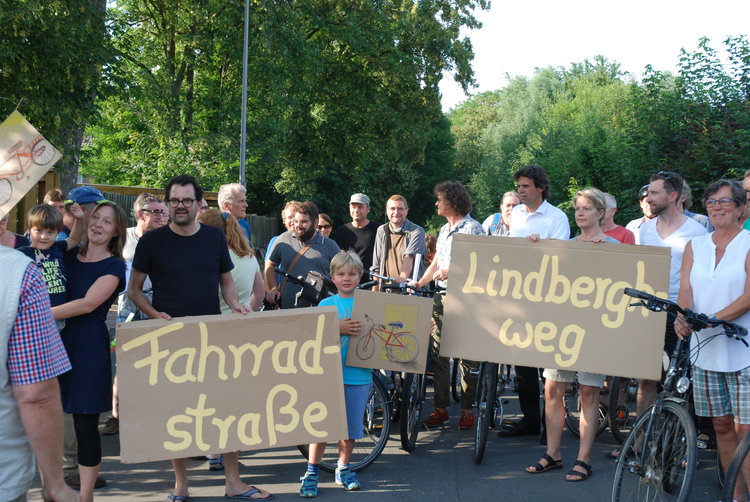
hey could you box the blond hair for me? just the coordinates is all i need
[197,208,253,257]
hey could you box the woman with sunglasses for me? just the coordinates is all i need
[317,213,333,238]
[676,179,750,502]
[51,201,127,502]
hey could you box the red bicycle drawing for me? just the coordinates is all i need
[0,134,55,206]
[356,313,419,363]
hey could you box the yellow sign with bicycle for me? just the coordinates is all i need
[346,289,433,374]
[0,111,62,219]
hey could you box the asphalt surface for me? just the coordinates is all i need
[28,388,725,502]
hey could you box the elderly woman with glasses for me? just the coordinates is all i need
[676,179,750,501]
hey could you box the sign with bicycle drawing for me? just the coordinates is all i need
[346,289,433,374]
[0,111,62,219]
[441,234,671,381]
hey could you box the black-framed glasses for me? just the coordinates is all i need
[704,197,735,208]
[167,198,196,208]
[142,208,167,216]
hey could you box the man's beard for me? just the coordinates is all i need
[295,227,316,242]
[649,201,668,217]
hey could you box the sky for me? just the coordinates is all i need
[439,0,750,111]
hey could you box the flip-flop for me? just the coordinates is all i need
[566,460,592,482]
[165,494,188,502]
[525,453,563,473]
[225,487,273,500]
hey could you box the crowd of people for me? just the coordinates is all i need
[1,165,750,501]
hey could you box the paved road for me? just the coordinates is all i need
[28,390,724,501]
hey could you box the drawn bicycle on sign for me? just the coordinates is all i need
[356,313,419,363]
[0,135,56,206]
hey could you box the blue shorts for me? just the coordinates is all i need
[345,383,372,440]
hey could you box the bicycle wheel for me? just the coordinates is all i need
[609,377,640,444]
[32,138,55,165]
[612,400,697,502]
[0,179,12,206]
[297,374,391,473]
[386,333,418,362]
[564,381,608,438]
[451,359,462,403]
[717,449,725,488]
[474,362,498,464]
[355,334,375,360]
[720,430,750,502]
[389,371,402,423]
[400,372,426,452]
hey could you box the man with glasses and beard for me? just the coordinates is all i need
[609,171,707,460]
[128,175,269,502]
[265,200,340,309]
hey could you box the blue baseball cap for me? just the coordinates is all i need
[67,186,105,205]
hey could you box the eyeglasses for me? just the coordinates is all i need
[317,224,331,229]
[167,198,196,208]
[705,197,735,208]
[142,208,167,216]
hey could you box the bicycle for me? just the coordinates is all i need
[720,427,750,502]
[609,376,640,444]
[563,379,609,438]
[358,314,419,363]
[612,287,747,502]
[371,273,444,452]
[0,135,55,206]
[473,362,512,464]
[297,370,391,472]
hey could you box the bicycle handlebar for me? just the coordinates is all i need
[623,287,748,343]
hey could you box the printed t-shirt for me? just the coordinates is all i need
[17,241,69,307]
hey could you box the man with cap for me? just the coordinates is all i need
[334,193,380,283]
[625,184,655,244]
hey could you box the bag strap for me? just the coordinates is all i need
[279,243,312,295]
[489,213,502,235]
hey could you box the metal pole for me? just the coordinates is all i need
[239,0,250,185]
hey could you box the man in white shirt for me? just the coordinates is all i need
[499,165,570,438]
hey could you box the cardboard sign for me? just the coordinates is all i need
[116,308,348,463]
[441,234,670,380]
[346,289,433,373]
[0,111,62,218]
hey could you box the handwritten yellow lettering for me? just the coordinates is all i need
[185,393,215,451]
[266,384,300,446]
[302,402,328,439]
[592,277,612,309]
[164,414,192,451]
[164,347,197,383]
[523,255,549,302]
[121,322,184,385]
[555,324,586,367]
[197,323,228,382]
[211,415,237,449]
[499,269,523,299]
[237,413,262,446]
[299,315,326,374]
[543,256,570,304]
[498,318,533,348]
[462,252,485,294]
[570,276,595,308]
[229,340,274,377]
[271,341,298,374]
[533,321,557,353]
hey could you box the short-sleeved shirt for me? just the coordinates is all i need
[639,216,707,301]
[508,200,571,240]
[481,213,510,236]
[435,215,486,288]
[319,294,371,385]
[8,264,71,386]
[371,219,426,279]
[17,241,69,307]
[268,231,340,308]
[604,225,635,245]
[132,224,234,317]
[334,221,379,274]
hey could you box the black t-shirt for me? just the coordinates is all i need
[334,221,379,279]
[132,224,233,318]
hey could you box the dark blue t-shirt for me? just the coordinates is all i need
[18,241,69,307]
[132,224,234,318]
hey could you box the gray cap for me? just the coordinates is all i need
[349,193,370,205]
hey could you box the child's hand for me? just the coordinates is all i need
[70,203,84,219]
[339,318,363,336]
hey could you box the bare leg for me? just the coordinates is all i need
[169,458,189,501]
[308,442,326,465]
[526,379,564,472]
[223,451,272,499]
[568,384,597,480]
[339,439,355,465]
[78,464,99,502]
[111,376,119,420]
[715,417,750,502]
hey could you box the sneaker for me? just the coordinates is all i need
[458,410,474,430]
[422,408,449,428]
[65,474,107,489]
[299,472,318,497]
[99,416,119,435]
[208,454,224,471]
[335,468,361,491]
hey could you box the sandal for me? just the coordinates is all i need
[566,460,592,482]
[525,453,563,473]
[209,454,224,471]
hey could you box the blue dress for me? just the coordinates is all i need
[58,250,125,414]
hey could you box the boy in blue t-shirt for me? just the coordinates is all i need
[300,251,372,497]
[17,203,84,329]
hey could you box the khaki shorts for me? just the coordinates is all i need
[543,368,605,388]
